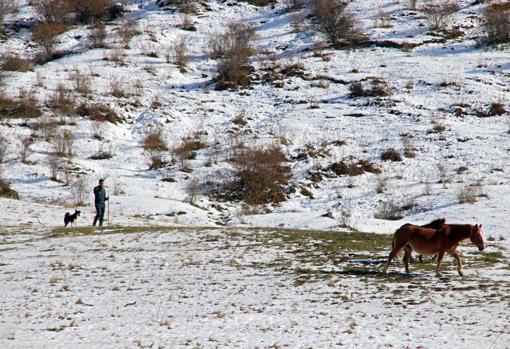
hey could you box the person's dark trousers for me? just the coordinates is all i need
[93,204,106,226]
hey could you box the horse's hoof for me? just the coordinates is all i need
[458,271,464,276]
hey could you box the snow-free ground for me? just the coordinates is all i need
[1,225,509,348]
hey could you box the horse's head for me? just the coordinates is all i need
[470,224,485,251]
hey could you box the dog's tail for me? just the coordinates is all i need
[64,212,70,226]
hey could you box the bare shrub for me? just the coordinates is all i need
[172,133,206,168]
[89,104,122,123]
[18,135,35,163]
[118,18,138,47]
[458,181,486,204]
[0,173,19,199]
[168,38,191,71]
[436,161,449,188]
[70,69,92,96]
[109,77,127,98]
[0,54,31,72]
[32,22,66,59]
[180,14,196,31]
[52,129,74,157]
[0,133,8,163]
[71,175,89,206]
[48,83,74,116]
[107,47,125,65]
[408,0,418,10]
[349,77,392,97]
[144,149,166,170]
[0,89,41,120]
[143,128,168,151]
[381,148,402,162]
[482,3,510,45]
[90,140,113,160]
[0,0,18,25]
[47,152,63,180]
[208,21,257,90]
[73,0,118,24]
[31,114,58,141]
[313,0,361,48]
[421,1,460,31]
[402,134,416,158]
[376,175,388,194]
[375,200,403,220]
[33,0,72,23]
[228,143,291,205]
[89,21,107,48]
[327,157,381,176]
[185,179,199,204]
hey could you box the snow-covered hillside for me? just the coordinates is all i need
[0,0,509,235]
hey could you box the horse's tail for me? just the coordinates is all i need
[391,227,405,265]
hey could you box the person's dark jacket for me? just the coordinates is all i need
[94,185,108,205]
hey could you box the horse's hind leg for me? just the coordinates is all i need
[449,249,463,276]
[383,238,407,275]
[435,251,446,277]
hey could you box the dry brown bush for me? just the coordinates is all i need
[89,22,107,48]
[421,1,460,31]
[313,0,361,48]
[90,140,113,160]
[0,174,19,199]
[168,38,191,71]
[70,69,92,96]
[33,0,72,23]
[48,83,75,116]
[0,89,41,120]
[228,143,291,205]
[73,0,119,23]
[18,135,35,163]
[0,54,31,72]
[208,21,257,90]
[47,152,63,180]
[458,182,486,204]
[89,104,122,123]
[107,47,125,65]
[118,18,138,47]
[32,22,66,59]
[0,0,18,25]
[482,3,510,44]
[381,148,402,162]
[144,149,166,170]
[0,133,8,163]
[31,115,58,141]
[179,14,196,31]
[52,129,74,157]
[172,133,206,168]
[349,77,392,97]
[143,128,168,151]
[109,77,127,98]
[328,157,381,176]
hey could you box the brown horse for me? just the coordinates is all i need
[396,218,446,262]
[383,223,485,276]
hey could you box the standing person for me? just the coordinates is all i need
[93,179,108,226]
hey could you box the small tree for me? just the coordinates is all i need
[18,136,34,164]
[33,0,71,23]
[313,0,359,48]
[0,134,8,163]
[89,21,107,48]
[421,1,460,31]
[47,152,63,180]
[32,22,66,59]
[71,175,89,206]
[230,143,291,205]
[482,3,510,45]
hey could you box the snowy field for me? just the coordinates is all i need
[1,0,510,347]
[1,225,509,348]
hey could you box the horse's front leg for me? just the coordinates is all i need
[435,251,445,277]
[403,246,412,273]
[449,249,463,276]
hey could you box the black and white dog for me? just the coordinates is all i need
[64,210,81,227]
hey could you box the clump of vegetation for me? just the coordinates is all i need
[86,104,123,124]
[421,1,460,31]
[143,128,168,152]
[313,0,364,48]
[228,143,291,205]
[209,21,257,90]
[0,89,41,120]
[327,157,381,176]
[481,2,510,45]
[0,176,19,199]
[349,77,392,97]
[0,54,31,72]
[381,148,402,162]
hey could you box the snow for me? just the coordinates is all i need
[1,0,510,347]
